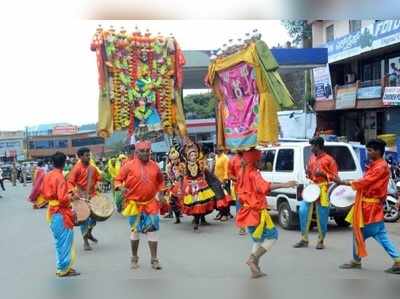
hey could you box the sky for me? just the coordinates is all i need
[0,18,290,131]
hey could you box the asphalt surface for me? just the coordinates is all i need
[1,181,400,299]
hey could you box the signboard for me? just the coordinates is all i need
[336,85,357,109]
[52,125,78,135]
[313,65,333,101]
[0,131,24,138]
[327,20,400,63]
[383,86,400,106]
[357,86,382,99]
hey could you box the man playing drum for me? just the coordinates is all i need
[294,137,338,250]
[114,140,165,270]
[68,147,102,251]
[43,152,80,277]
[335,139,400,274]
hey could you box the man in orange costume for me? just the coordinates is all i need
[115,140,165,270]
[229,151,246,235]
[43,152,80,277]
[294,137,338,250]
[335,139,400,274]
[68,147,101,251]
[236,149,296,278]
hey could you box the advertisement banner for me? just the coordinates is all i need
[336,85,357,109]
[383,86,400,106]
[357,86,382,99]
[52,125,78,135]
[313,65,333,101]
[327,20,400,63]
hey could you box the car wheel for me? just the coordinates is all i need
[384,199,400,223]
[278,201,297,230]
[334,216,350,227]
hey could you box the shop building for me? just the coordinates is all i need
[0,131,25,162]
[27,123,106,159]
[311,20,400,145]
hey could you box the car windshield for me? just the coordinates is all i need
[304,146,356,172]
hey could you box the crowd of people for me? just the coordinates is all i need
[17,136,400,278]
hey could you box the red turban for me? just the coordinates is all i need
[242,149,261,166]
[135,140,151,150]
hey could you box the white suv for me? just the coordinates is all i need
[258,141,363,230]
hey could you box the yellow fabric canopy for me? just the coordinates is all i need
[207,41,294,149]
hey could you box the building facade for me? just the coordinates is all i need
[0,131,25,162]
[311,20,400,144]
[27,123,106,159]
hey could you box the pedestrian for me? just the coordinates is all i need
[67,147,102,251]
[293,137,338,250]
[335,139,400,274]
[114,140,165,270]
[236,149,296,278]
[11,162,17,187]
[21,163,28,186]
[43,152,80,277]
[28,160,47,209]
[0,167,5,192]
[214,147,231,222]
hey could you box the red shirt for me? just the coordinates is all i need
[68,161,101,197]
[307,152,338,183]
[352,159,389,224]
[236,166,271,227]
[42,169,74,229]
[115,158,164,202]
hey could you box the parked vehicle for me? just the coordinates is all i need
[0,165,12,181]
[258,141,363,230]
[384,181,400,223]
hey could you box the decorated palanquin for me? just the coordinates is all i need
[206,37,295,150]
[91,26,187,140]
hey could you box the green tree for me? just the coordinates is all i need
[281,20,312,47]
[183,92,216,119]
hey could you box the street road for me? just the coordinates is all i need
[1,182,400,299]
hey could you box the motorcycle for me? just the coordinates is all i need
[384,181,400,223]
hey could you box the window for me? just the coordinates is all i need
[30,140,54,149]
[71,137,104,147]
[326,25,334,42]
[6,141,20,148]
[349,20,361,33]
[260,150,276,172]
[303,146,356,171]
[276,149,294,172]
[54,139,68,148]
[361,60,382,82]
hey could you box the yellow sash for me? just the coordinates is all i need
[46,199,59,223]
[252,209,275,240]
[121,198,154,217]
[345,197,380,227]
[319,182,329,207]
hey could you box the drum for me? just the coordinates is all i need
[329,185,356,208]
[71,199,90,226]
[302,184,321,203]
[89,194,114,222]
